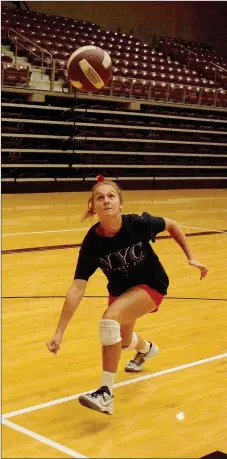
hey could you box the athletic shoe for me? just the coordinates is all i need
[78,385,114,415]
[125,342,159,372]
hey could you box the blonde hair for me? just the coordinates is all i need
[82,179,123,221]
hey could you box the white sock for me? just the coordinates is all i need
[139,341,151,354]
[101,371,116,395]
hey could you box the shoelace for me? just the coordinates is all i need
[91,387,109,398]
[130,350,149,365]
[133,351,145,364]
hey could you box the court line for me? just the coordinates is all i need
[2,295,227,301]
[2,243,81,254]
[2,229,226,255]
[2,419,88,458]
[2,228,89,237]
[3,196,227,212]
[2,225,227,237]
[180,225,227,233]
[3,353,226,459]
[3,352,227,420]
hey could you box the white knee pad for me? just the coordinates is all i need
[122,332,138,351]
[99,319,121,346]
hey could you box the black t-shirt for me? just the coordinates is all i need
[74,212,169,296]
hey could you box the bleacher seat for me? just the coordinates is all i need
[1,5,227,105]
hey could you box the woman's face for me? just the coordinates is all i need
[93,184,122,219]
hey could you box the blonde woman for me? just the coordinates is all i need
[47,176,208,415]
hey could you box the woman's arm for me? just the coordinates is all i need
[46,279,87,354]
[164,218,208,280]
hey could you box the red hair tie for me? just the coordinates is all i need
[96,174,106,182]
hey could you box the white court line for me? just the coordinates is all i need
[2,228,89,237]
[180,225,227,234]
[2,419,88,458]
[3,352,227,420]
[2,353,227,459]
[3,196,227,211]
[2,225,227,237]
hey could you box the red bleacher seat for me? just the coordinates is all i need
[168,84,185,102]
[2,4,226,105]
[2,63,30,87]
[184,86,200,104]
[2,65,18,85]
[1,54,13,63]
[132,80,151,99]
[216,90,227,107]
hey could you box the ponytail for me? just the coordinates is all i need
[81,197,95,221]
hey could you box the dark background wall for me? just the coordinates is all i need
[14,1,227,52]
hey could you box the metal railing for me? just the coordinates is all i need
[210,62,227,74]
[75,75,227,107]
[159,36,197,68]
[209,61,227,86]
[160,36,227,87]
[8,28,53,69]
[2,61,227,107]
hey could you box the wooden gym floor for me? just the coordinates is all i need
[2,188,227,458]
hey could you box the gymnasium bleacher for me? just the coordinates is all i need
[1,3,227,192]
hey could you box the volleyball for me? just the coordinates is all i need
[67,45,112,92]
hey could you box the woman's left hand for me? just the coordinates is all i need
[188,259,209,280]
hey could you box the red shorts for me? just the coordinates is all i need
[108,284,164,313]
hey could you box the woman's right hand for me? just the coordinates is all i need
[46,333,62,355]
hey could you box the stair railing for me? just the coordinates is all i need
[8,28,53,71]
